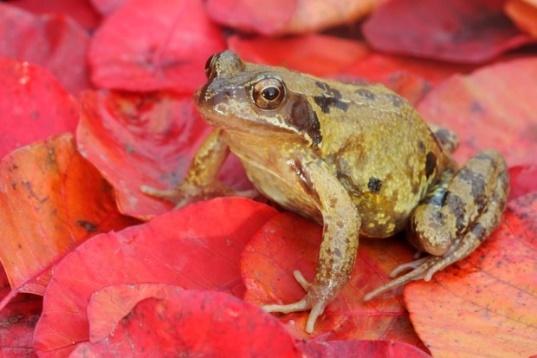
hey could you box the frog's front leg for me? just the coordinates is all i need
[263,159,361,333]
[364,150,508,301]
[141,128,254,207]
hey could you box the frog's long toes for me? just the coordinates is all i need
[293,270,311,291]
[305,301,326,334]
[140,185,179,201]
[363,259,436,301]
[389,257,428,278]
[262,298,309,314]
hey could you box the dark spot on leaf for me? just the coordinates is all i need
[78,220,98,233]
[368,177,382,193]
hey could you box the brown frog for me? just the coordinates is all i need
[142,51,509,333]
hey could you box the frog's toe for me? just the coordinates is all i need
[262,298,309,315]
[389,257,428,278]
[293,270,311,291]
[140,185,181,202]
[363,257,441,301]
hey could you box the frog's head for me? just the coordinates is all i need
[195,51,322,146]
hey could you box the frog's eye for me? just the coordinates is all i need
[252,77,286,110]
[204,54,216,79]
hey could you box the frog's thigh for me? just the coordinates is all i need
[364,150,508,301]
[263,159,360,333]
[411,150,507,256]
[429,123,459,153]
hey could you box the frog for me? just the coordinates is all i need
[141,50,509,334]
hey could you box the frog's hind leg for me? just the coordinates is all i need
[363,150,508,301]
[429,124,459,154]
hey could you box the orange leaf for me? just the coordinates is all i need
[404,192,537,357]
[417,58,537,166]
[242,213,424,348]
[505,0,537,38]
[207,0,378,35]
[0,134,135,297]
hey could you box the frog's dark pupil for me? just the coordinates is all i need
[262,86,279,101]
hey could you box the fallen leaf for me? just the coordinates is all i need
[207,0,378,35]
[0,294,41,358]
[505,0,537,38]
[0,58,79,159]
[33,198,277,356]
[76,90,250,219]
[89,0,225,93]
[0,4,91,93]
[405,192,537,357]
[242,213,423,346]
[9,0,101,30]
[508,165,537,200]
[300,339,430,357]
[363,0,532,63]
[72,289,300,357]
[0,134,135,297]
[417,58,537,166]
[228,34,370,77]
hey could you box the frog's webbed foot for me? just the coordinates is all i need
[364,150,508,302]
[262,270,329,334]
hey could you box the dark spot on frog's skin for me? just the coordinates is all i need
[418,140,425,152]
[333,247,342,257]
[457,167,486,208]
[78,220,98,233]
[425,152,437,178]
[367,177,382,193]
[444,193,466,233]
[472,223,487,241]
[289,97,322,145]
[313,81,349,113]
[355,88,376,100]
[386,94,404,108]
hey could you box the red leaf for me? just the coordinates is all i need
[0,294,41,358]
[228,34,370,77]
[0,134,135,297]
[417,58,537,166]
[404,192,537,357]
[0,4,91,94]
[89,0,225,93]
[9,0,101,30]
[363,0,532,64]
[76,90,250,219]
[509,165,537,200]
[72,289,300,357]
[242,213,423,346]
[0,58,78,159]
[33,198,277,356]
[300,339,430,358]
[90,0,125,15]
[207,0,377,35]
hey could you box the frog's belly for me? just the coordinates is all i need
[240,159,322,222]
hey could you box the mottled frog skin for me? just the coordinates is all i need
[142,51,509,333]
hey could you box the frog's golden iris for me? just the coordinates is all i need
[142,51,509,334]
